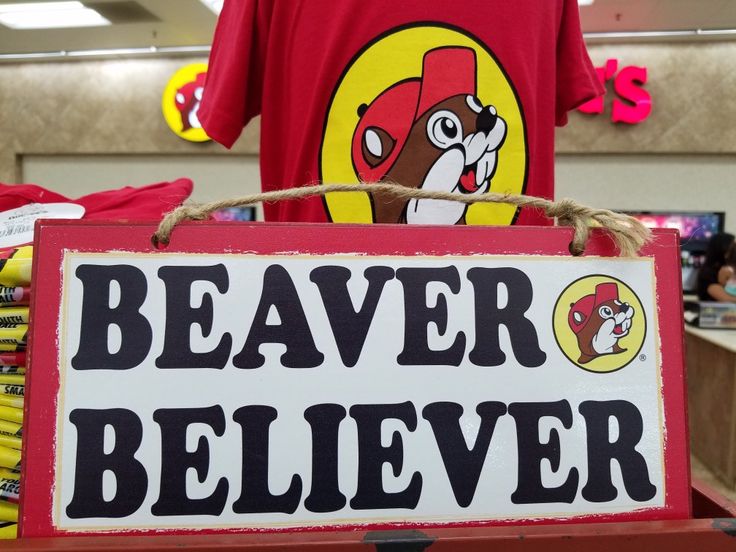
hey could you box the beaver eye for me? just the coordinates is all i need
[427,110,463,149]
[364,129,383,158]
[599,306,614,319]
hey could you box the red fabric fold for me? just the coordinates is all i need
[0,179,193,220]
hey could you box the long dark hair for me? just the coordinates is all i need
[726,241,736,268]
[697,232,735,300]
[703,232,735,270]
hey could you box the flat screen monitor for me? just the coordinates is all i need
[211,206,257,222]
[621,211,725,251]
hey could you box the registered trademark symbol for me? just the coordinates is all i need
[639,354,647,362]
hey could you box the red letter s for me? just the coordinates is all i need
[612,66,652,124]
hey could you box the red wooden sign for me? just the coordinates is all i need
[20,222,689,537]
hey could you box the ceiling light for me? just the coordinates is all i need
[0,44,212,62]
[584,30,698,39]
[199,0,223,15]
[0,1,110,29]
[578,0,595,5]
[697,28,736,36]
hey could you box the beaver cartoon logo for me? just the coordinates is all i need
[161,63,211,143]
[175,71,206,132]
[568,282,635,364]
[352,47,507,224]
[553,275,647,373]
[320,24,527,225]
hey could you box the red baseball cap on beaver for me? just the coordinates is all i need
[568,282,620,334]
[352,47,478,182]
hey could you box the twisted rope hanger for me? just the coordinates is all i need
[152,182,651,257]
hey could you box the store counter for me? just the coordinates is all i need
[686,325,736,488]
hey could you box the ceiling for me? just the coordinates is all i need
[580,0,736,38]
[0,0,735,58]
[0,0,218,55]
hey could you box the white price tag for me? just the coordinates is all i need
[0,203,85,248]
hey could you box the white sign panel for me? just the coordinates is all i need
[52,253,664,531]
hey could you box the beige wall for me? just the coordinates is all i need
[22,154,261,202]
[1,42,735,219]
[558,42,736,153]
[556,153,736,234]
[0,57,259,196]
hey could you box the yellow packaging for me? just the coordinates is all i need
[0,375,22,386]
[0,395,23,408]
[0,475,19,503]
[0,469,18,480]
[0,367,24,375]
[0,396,22,409]
[0,246,32,288]
[0,500,18,522]
[0,384,23,398]
[0,446,20,470]
[0,325,26,348]
[0,307,28,325]
[0,407,21,425]
[0,419,21,438]
[0,521,16,539]
[0,345,24,352]
[0,435,19,451]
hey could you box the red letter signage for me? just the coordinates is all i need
[578,59,652,125]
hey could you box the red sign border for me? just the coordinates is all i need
[20,221,690,537]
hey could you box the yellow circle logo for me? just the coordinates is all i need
[553,275,646,373]
[162,63,211,143]
[319,24,527,225]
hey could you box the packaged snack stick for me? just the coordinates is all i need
[0,352,25,367]
[0,396,22,409]
[0,325,26,347]
[0,247,32,288]
[0,501,18,523]
[0,446,20,470]
[0,375,22,386]
[0,434,20,450]
[0,406,21,425]
[0,308,28,325]
[0,474,19,503]
[0,468,19,479]
[0,286,30,306]
[0,367,24,375]
[0,343,26,353]
[0,419,21,438]
[0,384,23,398]
[0,345,24,353]
[0,521,16,538]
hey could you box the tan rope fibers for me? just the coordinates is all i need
[152,182,651,257]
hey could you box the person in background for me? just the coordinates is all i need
[697,232,736,302]
[721,241,736,298]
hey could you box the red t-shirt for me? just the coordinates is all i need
[0,178,194,221]
[199,0,602,226]
[0,179,194,220]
